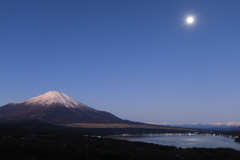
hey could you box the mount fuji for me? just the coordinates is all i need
[0,91,127,124]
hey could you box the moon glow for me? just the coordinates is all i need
[186,16,195,24]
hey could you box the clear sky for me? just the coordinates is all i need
[1,0,240,124]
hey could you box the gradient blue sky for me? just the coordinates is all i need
[1,0,240,124]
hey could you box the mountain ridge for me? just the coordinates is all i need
[148,122,240,131]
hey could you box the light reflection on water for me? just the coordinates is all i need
[111,134,240,150]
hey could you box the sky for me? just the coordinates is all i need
[0,0,240,124]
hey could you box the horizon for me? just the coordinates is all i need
[1,90,239,125]
[147,122,240,126]
[1,0,239,124]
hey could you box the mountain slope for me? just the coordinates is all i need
[0,91,125,124]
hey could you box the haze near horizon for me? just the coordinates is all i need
[0,0,239,124]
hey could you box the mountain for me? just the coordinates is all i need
[0,91,126,124]
[172,124,240,131]
[153,123,240,131]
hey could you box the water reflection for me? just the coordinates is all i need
[110,134,240,150]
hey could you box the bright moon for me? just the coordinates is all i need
[186,16,195,24]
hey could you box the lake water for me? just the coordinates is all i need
[110,134,240,150]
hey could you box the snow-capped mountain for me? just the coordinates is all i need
[149,122,240,131]
[0,91,125,124]
[19,91,97,111]
[172,124,240,131]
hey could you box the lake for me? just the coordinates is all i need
[109,133,240,150]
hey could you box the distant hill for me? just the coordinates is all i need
[156,123,240,131]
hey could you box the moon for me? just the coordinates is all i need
[186,16,195,24]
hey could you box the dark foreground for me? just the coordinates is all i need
[0,123,240,160]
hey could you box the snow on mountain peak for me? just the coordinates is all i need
[18,91,96,110]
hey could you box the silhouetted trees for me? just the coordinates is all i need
[0,123,240,160]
